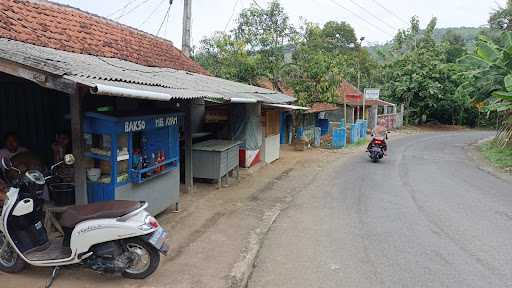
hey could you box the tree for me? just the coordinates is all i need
[303,21,358,53]
[442,30,467,63]
[194,32,258,84]
[489,0,512,31]
[381,17,476,125]
[234,0,296,90]
[280,21,376,106]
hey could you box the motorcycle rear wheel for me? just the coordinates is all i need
[121,238,160,279]
[0,231,26,273]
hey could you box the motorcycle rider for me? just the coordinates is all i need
[368,119,388,154]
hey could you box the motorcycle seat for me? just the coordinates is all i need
[60,200,143,228]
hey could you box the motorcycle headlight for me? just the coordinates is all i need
[25,170,45,185]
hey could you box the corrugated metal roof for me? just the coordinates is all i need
[0,38,295,103]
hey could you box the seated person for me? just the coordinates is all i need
[51,131,71,164]
[0,132,28,166]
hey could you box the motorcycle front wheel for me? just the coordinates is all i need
[0,231,25,273]
[121,238,160,279]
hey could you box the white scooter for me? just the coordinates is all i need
[0,154,168,283]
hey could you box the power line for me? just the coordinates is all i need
[347,0,398,32]
[140,0,166,27]
[370,0,409,25]
[156,4,172,36]
[251,0,262,9]
[326,0,395,37]
[162,1,173,37]
[224,0,241,32]
[107,0,139,18]
[114,0,154,20]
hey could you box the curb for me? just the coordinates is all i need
[225,131,420,288]
[226,203,284,288]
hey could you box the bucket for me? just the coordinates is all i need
[49,183,75,206]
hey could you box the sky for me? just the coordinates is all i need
[52,0,507,49]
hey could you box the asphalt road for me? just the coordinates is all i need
[248,131,512,288]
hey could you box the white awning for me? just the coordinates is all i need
[263,103,310,110]
[90,84,172,101]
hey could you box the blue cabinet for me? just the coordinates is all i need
[84,112,182,203]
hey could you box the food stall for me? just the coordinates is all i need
[84,112,182,214]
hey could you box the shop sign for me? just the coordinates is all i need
[364,88,380,100]
[124,115,178,132]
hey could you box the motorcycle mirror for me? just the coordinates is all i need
[64,154,75,165]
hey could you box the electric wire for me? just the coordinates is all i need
[140,0,167,27]
[156,4,172,36]
[162,1,172,37]
[326,0,395,37]
[107,0,139,18]
[370,0,409,25]
[347,0,398,32]
[224,0,241,32]
[114,0,154,20]
[251,0,262,9]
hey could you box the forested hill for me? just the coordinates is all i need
[368,26,484,55]
[433,27,485,46]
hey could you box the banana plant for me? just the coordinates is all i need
[459,32,512,147]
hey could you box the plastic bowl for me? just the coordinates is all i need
[87,168,101,182]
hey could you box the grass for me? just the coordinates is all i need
[346,138,369,148]
[480,141,512,170]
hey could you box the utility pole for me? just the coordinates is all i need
[182,0,192,57]
[358,36,365,121]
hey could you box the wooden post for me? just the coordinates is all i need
[70,87,87,204]
[184,102,193,193]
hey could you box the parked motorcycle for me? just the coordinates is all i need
[0,154,168,282]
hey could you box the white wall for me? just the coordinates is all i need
[263,134,280,164]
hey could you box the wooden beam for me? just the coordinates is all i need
[0,58,76,94]
[184,102,193,193]
[70,87,88,204]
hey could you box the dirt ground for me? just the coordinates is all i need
[1,128,415,288]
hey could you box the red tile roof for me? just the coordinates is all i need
[256,78,295,96]
[336,80,394,106]
[305,103,339,113]
[338,80,363,97]
[0,0,208,75]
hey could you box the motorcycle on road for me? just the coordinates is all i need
[367,132,389,162]
[0,154,168,283]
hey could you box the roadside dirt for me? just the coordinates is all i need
[1,128,417,288]
[466,138,512,183]
[1,144,361,288]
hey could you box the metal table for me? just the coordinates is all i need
[192,140,241,188]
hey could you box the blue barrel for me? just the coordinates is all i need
[362,120,368,138]
[359,121,365,138]
[350,123,359,144]
[313,127,321,147]
[296,127,304,139]
[332,127,346,149]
